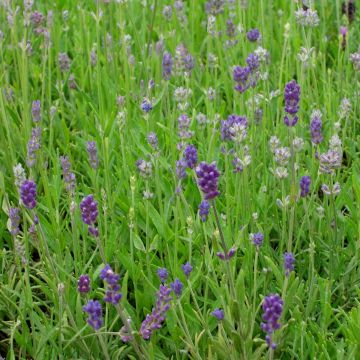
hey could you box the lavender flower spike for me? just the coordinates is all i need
[284,252,295,276]
[157,268,168,283]
[261,294,283,349]
[9,207,21,235]
[181,262,193,278]
[86,141,99,169]
[162,51,173,80]
[170,278,183,297]
[212,308,224,321]
[199,200,210,222]
[20,180,37,209]
[100,264,122,305]
[83,300,103,330]
[140,284,172,340]
[80,195,99,237]
[184,144,198,169]
[299,176,311,197]
[284,80,301,126]
[78,275,91,293]
[31,100,41,122]
[196,161,220,200]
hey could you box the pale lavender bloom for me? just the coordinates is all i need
[87,141,99,169]
[60,156,76,193]
[9,208,21,235]
[58,52,71,72]
[31,100,41,122]
[26,127,42,167]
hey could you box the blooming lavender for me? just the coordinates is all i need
[136,159,153,178]
[199,200,210,222]
[58,52,71,72]
[181,262,193,278]
[139,284,172,340]
[252,232,264,247]
[247,28,260,42]
[141,98,153,113]
[20,180,37,209]
[221,115,247,141]
[319,150,341,174]
[147,132,159,150]
[284,80,301,126]
[9,208,21,235]
[100,264,122,305]
[295,8,320,27]
[178,114,193,142]
[86,141,99,169]
[26,127,42,167]
[183,144,197,169]
[310,110,323,144]
[78,275,91,293]
[174,43,194,76]
[157,268,168,283]
[284,252,295,276]
[176,159,188,180]
[261,294,283,348]
[162,51,173,80]
[31,100,41,122]
[13,164,26,189]
[216,248,236,260]
[170,278,183,297]
[80,195,99,237]
[233,54,260,93]
[196,161,220,200]
[212,308,224,320]
[299,176,311,197]
[60,156,76,193]
[83,300,103,330]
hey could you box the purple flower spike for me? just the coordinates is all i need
[83,300,103,330]
[181,262,193,278]
[184,144,198,169]
[78,275,91,293]
[170,278,183,297]
[310,110,323,145]
[284,80,301,126]
[199,200,210,222]
[299,176,311,197]
[252,232,264,247]
[20,180,37,209]
[100,264,122,305]
[212,308,224,321]
[86,141,99,169]
[140,284,172,340]
[247,28,260,42]
[284,252,295,276]
[31,100,41,122]
[233,65,251,93]
[80,195,98,226]
[157,267,168,283]
[217,248,236,260]
[162,51,173,80]
[9,207,21,235]
[141,98,152,113]
[221,114,247,141]
[196,161,220,200]
[261,294,283,349]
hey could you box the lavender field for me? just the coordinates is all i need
[1,0,360,359]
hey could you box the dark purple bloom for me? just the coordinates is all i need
[247,28,260,42]
[261,294,283,349]
[9,207,21,235]
[162,51,173,80]
[26,127,42,167]
[58,52,71,72]
[147,132,159,150]
[199,200,210,222]
[157,268,168,283]
[284,252,295,276]
[196,161,220,200]
[181,262,193,278]
[233,65,251,93]
[310,112,323,144]
[299,176,311,197]
[78,275,91,293]
[83,300,103,330]
[252,232,264,247]
[20,180,37,209]
[100,264,122,305]
[212,308,224,320]
[284,80,301,126]
[80,195,98,226]
[170,278,183,297]
[141,98,153,113]
[140,284,172,340]
[60,156,76,193]
[246,53,260,71]
[221,115,247,141]
[31,100,41,122]
[184,144,198,169]
[86,141,99,169]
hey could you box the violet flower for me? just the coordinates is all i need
[195,161,220,200]
[80,195,99,237]
[170,278,183,297]
[157,267,168,283]
[86,141,99,169]
[212,308,224,320]
[299,176,311,197]
[284,252,295,276]
[139,284,172,340]
[199,200,210,222]
[20,180,37,209]
[78,275,91,293]
[9,207,21,235]
[261,294,283,348]
[284,80,301,126]
[83,300,103,330]
[181,262,193,278]
[100,264,122,305]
